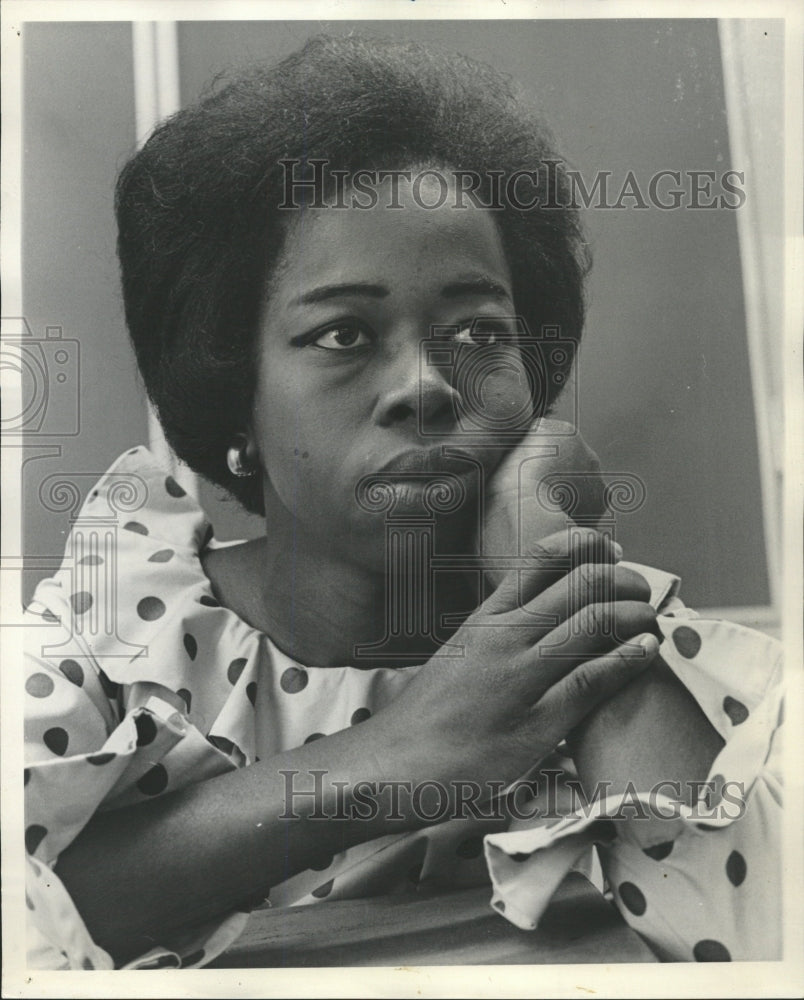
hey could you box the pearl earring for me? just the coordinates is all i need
[226,440,257,478]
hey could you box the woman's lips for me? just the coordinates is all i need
[376,447,480,477]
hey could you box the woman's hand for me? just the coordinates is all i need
[480,419,608,590]
[371,527,659,801]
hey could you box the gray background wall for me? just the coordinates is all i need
[21,19,772,608]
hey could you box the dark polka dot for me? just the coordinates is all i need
[177,688,192,712]
[618,881,647,916]
[82,957,95,970]
[456,836,484,859]
[123,521,148,535]
[78,554,103,566]
[208,734,235,755]
[495,900,506,913]
[165,475,186,498]
[128,448,140,455]
[696,822,720,832]
[643,841,674,861]
[350,708,371,725]
[726,850,747,887]
[26,673,54,698]
[41,609,60,623]
[693,939,731,962]
[181,949,205,968]
[311,879,334,898]
[246,682,257,707]
[671,625,702,659]
[227,657,247,685]
[135,713,157,747]
[137,763,168,796]
[70,591,93,615]
[44,727,69,756]
[183,633,197,660]
[97,669,120,699]
[26,893,34,911]
[138,954,180,969]
[87,752,116,766]
[309,854,333,872]
[510,853,531,863]
[592,819,617,842]
[24,768,30,786]
[25,824,47,855]
[137,596,165,621]
[199,594,220,608]
[59,659,84,687]
[148,548,175,563]
[304,732,325,743]
[280,666,308,694]
[723,696,749,726]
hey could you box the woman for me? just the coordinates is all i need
[23,33,782,969]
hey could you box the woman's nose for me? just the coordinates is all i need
[373,344,460,431]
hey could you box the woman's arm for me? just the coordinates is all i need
[54,723,420,965]
[568,651,724,834]
[52,527,657,965]
[481,423,724,827]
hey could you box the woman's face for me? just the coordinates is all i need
[251,176,536,564]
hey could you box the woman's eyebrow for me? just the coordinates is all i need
[439,276,512,301]
[291,283,389,305]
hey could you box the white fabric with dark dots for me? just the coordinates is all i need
[23,447,783,969]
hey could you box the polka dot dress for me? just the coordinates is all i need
[23,447,784,969]
[484,580,784,963]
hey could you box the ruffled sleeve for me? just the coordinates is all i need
[483,562,784,962]
[23,447,252,969]
[22,446,426,969]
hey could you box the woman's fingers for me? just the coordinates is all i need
[526,599,659,690]
[535,633,660,734]
[509,562,651,637]
[484,526,621,614]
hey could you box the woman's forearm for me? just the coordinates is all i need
[569,653,724,839]
[54,717,421,965]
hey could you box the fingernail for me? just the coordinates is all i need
[612,541,623,561]
[637,633,658,650]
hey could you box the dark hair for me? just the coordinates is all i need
[116,33,590,515]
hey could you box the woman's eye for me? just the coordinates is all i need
[312,325,371,351]
[453,322,506,346]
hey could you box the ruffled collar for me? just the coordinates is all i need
[31,446,418,764]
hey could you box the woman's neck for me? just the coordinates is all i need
[201,527,476,670]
